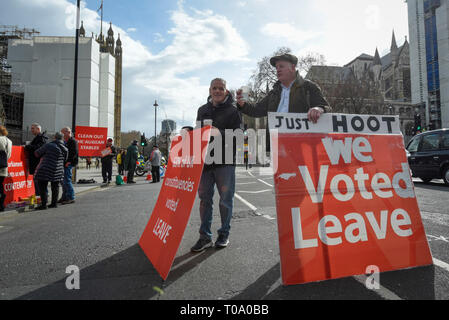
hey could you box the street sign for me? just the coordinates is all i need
[139,126,211,280]
[268,113,433,286]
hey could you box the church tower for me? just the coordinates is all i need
[114,34,123,147]
[106,22,115,55]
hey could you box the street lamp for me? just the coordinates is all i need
[153,100,158,145]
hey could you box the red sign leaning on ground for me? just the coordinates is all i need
[75,126,108,157]
[139,126,211,280]
[268,112,433,286]
[4,146,35,205]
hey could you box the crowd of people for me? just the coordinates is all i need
[0,122,164,212]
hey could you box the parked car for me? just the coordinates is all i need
[405,129,449,185]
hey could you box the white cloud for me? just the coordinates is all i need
[261,22,322,47]
[126,27,137,33]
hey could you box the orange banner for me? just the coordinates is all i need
[269,113,433,285]
[5,146,35,205]
[139,127,211,280]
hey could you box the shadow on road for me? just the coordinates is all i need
[16,244,216,300]
[413,181,448,191]
[231,263,436,300]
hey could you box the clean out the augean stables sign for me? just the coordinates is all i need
[139,126,211,280]
[75,126,108,157]
[268,112,433,286]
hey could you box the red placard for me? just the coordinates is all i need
[75,126,108,157]
[4,146,35,204]
[139,127,211,280]
[269,113,433,285]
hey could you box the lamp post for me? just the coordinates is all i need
[153,100,158,146]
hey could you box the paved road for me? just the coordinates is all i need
[0,166,448,301]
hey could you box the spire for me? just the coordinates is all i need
[391,30,398,51]
[108,22,114,36]
[79,21,85,37]
[373,48,381,66]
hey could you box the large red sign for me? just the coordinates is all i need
[139,127,211,280]
[268,113,433,285]
[5,146,35,204]
[75,126,108,157]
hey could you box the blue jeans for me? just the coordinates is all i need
[198,165,236,241]
[62,165,75,201]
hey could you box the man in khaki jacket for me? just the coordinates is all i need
[236,53,331,123]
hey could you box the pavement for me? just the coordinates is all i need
[0,167,118,216]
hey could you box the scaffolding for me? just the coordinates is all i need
[0,25,39,144]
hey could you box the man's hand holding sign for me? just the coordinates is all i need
[269,112,432,285]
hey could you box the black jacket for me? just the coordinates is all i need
[196,94,242,169]
[65,137,79,166]
[101,145,117,164]
[34,140,68,182]
[25,133,48,175]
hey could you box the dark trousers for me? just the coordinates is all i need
[151,166,160,182]
[102,161,113,182]
[127,163,136,183]
[0,176,5,210]
[38,180,59,207]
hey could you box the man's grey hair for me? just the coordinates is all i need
[31,123,41,131]
[61,127,71,133]
[54,132,63,140]
[210,78,227,88]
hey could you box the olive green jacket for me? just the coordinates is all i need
[239,73,331,117]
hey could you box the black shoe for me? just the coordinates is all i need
[35,205,47,211]
[61,199,75,205]
[215,234,229,248]
[48,203,57,208]
[58,198,67,204]
[191,238,213,253]
[103,180,107,184]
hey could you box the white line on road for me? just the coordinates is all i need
[352,275,402,300]
[236,182,258,185]
[238,189,272,194]
[433,258,449,273]
[234,193,258,212]
[247,171,274,187]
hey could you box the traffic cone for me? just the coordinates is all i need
[146,173,152,181]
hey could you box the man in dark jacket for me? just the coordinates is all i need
[191,78,242,253]
[236,53,331,122]
[24,123,48,196]
[124,140,138,184]
[34,132,68,210]
[101,138,116,184]
[60,127,78,204]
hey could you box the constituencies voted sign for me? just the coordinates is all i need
[268,112,433,285]
[75,126,108,157]
[139,126,211,280]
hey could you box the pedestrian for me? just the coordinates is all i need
[117,149,124,175]
[59,127,78,205]
[100,138,116,184]
[150,145,161,183]
[86,157,91,170]
[0,126,12,212]
[236,53,331,123]
[191,78,242,253]
[124,140,138,184]
[34,132,68,210]
[24,123,48,197]
[95,157,100,169]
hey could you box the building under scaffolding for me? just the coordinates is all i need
[0,25,39,144]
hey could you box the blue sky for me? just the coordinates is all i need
[1,0,409,135]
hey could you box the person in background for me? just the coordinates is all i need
[34,132,68,210]
[101,138,116,184]
[86,157,91,170]
[59,127,78,205]
[117,149,124,175]
[0,126,12,211]
[124,140,138,184]
[150,145,161,183]
[24,123,48,197]
[95,157,100,169]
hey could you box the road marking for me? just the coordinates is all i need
[433,258,449,273]
[247,170,274,187]
[236,182,257,185]
[353,275,402,300]
[238,189,272,194]
[427,235,449,243]
[234,193,257,212]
